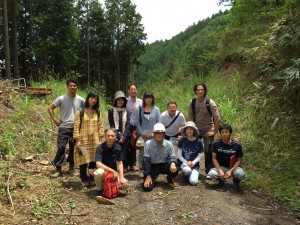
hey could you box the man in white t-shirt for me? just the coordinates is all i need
[48,78,85,178]
[159,101,186,146]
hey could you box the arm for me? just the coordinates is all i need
[191,152,202,166]
[117,161,128,187]
[187,101,193,121]
[97,114,104,143]
[212,152,225,180]
[73,110,81,149]
[107,108,115,128]
[224,157,242,179]
[177,147,187,164]
[48,103,60,127]
[96,161,118,179]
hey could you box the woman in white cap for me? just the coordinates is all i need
[178,121,204,185]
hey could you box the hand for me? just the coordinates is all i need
[54,118,61,127]
[186,161,194,168]
[176,135,183,141]
[218,168,225,181]
[170,163,177,173]
[206,131,215,137]
[224,170,232,179]
[144,175,152,188]
[120,177,128,187]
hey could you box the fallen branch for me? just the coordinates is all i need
[244,205,275,211]
[6,172,15,214]
[40,210,88,216]
[42,193,66,214]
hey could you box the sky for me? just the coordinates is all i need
[130,0,231,43]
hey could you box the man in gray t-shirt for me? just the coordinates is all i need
[48,78,85,178]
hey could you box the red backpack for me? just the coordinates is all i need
[102,171,120,199]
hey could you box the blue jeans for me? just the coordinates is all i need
[181,164,199,186]
[208,166,247,181]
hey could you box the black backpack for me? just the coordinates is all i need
[191,97,212,122]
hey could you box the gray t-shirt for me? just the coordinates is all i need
[53,94,85,128]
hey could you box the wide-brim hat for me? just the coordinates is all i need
[179,121,199,137]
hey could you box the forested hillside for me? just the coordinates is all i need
[134,0,300,209]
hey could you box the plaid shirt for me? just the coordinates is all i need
[73,109,104,166]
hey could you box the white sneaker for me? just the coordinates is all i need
[206,175,211,180]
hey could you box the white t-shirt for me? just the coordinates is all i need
[159,110,186,137]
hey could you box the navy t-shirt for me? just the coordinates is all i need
[95,142,123,171]
[178,137,204,169]
[212,139,243,168]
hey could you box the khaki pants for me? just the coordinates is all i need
[94,168,128,191]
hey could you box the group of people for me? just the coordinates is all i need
[48,78,247,196]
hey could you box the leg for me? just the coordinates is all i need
[52,127,69,167]
[200,133,214,175]
[143,164,163,192]
[232,167,247,181]
[94,168,105,190]
[188,168,199,186]
[66,128,75,165]
[138,147,144,169]
[122,139,129,170]
[181,164,192,177]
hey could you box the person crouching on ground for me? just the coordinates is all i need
[177,121,204,186]
[94,129,129,193]
[142,123,178,191]
[207,124,246,190]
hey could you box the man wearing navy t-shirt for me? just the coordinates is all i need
[207,124,246,190]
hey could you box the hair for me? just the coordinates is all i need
[167,101,177,107]
[218,124,233,134]
[104,128,117,136]
[66,78,78,86]
[184,126,197,137]
[113,97,127,108]
[142,91,155,107]
[127,83,138,90]
[193,83,207,96]
[84,91,99,110]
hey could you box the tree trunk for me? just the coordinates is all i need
[3,0,12,79]
[11,0,20,78]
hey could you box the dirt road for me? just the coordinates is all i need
[1,156,299,225]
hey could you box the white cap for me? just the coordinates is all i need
[153,123,166,133]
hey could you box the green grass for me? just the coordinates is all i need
[139,69,300,210]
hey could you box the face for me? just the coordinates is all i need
[185,127,195,137]
[88,96,97,107]
[220,129,231,142]
[67,82,78,95]
[167,103,177,117]
[105,130,116,146]
[145,97,153,106]
[154,132,165,142]
[195,85,205,98]
[116,98,124,108]
[128,85,137,98]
